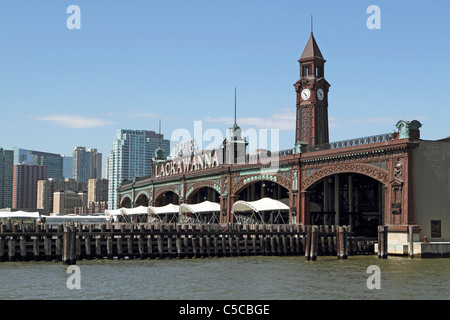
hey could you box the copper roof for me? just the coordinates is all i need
[300,33,324,62]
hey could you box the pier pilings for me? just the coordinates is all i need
[0,222,376,264]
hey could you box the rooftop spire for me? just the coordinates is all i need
[300,30,324,62]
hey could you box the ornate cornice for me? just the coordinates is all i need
[231,173,291,195]
[302,163,389,191]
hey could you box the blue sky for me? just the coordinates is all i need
[1,0,449,175]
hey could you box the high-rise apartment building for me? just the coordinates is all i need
[0,148,14,209]
[13,164,48,210]
[108,129,170,209]
[72,147,102,183]
[13,147,64,181]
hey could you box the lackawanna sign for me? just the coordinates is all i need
[154,150,221,178]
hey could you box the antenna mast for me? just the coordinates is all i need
[234,86,237,125]
[158,118,161,148]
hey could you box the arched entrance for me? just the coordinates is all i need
[183,187,221,223]
[120,196,132,208]
[234,180,290,224]
[154,191,179,207]
[307,172,384,237]
[187,186,220,204]
[236,180,290,203]
[135,193,149,207]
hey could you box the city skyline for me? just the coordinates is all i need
[1,1,449,166]
[108,129,170,210]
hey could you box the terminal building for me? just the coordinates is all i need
[117,31,450,251]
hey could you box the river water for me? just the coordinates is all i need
[1,255,449,300]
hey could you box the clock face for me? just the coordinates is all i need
[301,89,311,100]
[317,88,324,101]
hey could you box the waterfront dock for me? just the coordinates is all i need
[0,222,376,264]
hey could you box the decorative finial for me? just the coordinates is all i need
[311,15,313,34]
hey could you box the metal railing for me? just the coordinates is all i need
[274,133,393,156]
[303,133,393,153]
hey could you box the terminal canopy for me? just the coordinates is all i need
[180,201,220,214]
[231,198,289,225]
[120,206,151,222]
[0,211,40,220]
[232,198,289,213]
[42,215,111,225]
[148,203,180,215]
[105,208,126,217]
[149,203,180,223]
[179,201,220,224]
[121,206,150,215]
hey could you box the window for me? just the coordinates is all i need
[315,66,323,77]
[394,188,401,203]
[431,220,441,238]
[302,65,311,76]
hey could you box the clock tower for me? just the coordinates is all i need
[294,31,330,147]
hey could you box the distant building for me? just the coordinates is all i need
[72,147,102,183]
[74,201,107,215]
[105,156,109,180]
[108,129,170,209]
[53,190,87,215]
[13,164,48,210]
[88,178,108,204]
[13,147,64,181]
[37,178,86,214]
[89,201,107,213]
[0,148,14,209]
[62,155,73,180]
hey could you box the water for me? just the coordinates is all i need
[1,255,449,300]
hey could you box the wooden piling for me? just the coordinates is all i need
[96,236,102,258]
[107,236,113,259]
[166,236,173,258]
[409,225,414,259]
[147,236,154,258]
[213,236,219,257]
[192,236,198,258]
[8,237,16,261]
[205,235,211,257]
[44,236,52,261]
[127,236,133,258]
[337,226,348,260]
[304,226,311,260]
[20,236,27,261]
[157,236,163,258]
[310,225,318,261]
[176,237,182,258]
[62,224,76,265]
[0,222,378,262]
[75,233,81,260]
[378,225,388,259]
[0,236,4,262]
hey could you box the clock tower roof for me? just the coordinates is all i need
[299,32,324,62]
